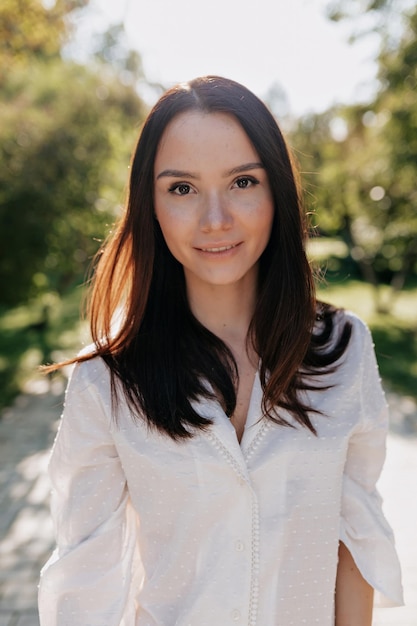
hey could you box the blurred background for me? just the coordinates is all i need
[0,2,416,624]
[0,0,416,409]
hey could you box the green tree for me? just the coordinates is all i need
[0,0,88,70]
[374,8,417,291]
[325,0,411,43]
[0,2,147,308]
[0,60,145,307]
[291,4,417,311]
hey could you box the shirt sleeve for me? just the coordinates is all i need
[38,359,142,626]
[339,319,404,607]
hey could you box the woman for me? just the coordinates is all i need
[38,76,403,626]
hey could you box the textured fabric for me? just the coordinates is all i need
[38,311,403,626]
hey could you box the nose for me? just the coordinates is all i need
[199,191,233,232]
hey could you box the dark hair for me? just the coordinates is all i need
[73,76,351,438]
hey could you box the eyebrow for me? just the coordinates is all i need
[155,162,264,181]
[226,162,264,176]
[156,169,198,180]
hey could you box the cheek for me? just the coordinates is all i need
[253,201,275,242]
[154,205,191,259]
[155,198,192,229]
[254,208,275,258]
[157,216,177,248]
[266,206,275,237]
[155,202,176,232]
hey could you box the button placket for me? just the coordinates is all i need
[248,493,260,626]
[206,432,250,484]
[206,431,260,625]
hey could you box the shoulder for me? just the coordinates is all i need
[66,345,112,399]
[330,308,377,376]
[335,308,373,348]
[315,302,371,343]
[333,307,370,336]
[311,303,376,374]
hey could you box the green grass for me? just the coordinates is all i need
[1,277,416,413]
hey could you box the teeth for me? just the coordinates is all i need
[202,245,235,252]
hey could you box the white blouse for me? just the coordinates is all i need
[38,311,403,626]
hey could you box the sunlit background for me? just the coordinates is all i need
[70,0,380,115]
[0,0,416,414]
[0,3,416,622]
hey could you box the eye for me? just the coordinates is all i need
[168,182,193,195]
[233,176,259,189]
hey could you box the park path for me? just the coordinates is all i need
[0,377,416,626]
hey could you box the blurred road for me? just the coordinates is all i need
[0,381,416,626]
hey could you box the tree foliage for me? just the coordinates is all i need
[0,1,147,308]
[325,0,411,45]
[290,4,417,310]
[0,0,88,69]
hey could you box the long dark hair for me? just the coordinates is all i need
[72,76,351,438]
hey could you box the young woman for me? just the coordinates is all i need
[38,76,403,626]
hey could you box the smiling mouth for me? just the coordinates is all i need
[198,243,240,253]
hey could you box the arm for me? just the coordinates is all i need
[335,541,374,626]
[338,317,403,608]
[38,359,140,626]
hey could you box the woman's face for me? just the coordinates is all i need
[153,111,274,293]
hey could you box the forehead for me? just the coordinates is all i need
[155,111,258,165]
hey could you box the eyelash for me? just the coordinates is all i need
[168,175,260,195]
[168,183,193,195]
[234,175,259,189]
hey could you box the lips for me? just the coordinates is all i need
[197,243,240,253]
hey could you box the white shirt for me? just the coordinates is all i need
[38,312,403,626]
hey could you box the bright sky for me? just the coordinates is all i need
[80,0,380,116]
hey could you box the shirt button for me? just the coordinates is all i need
[231,609,241,620]
[235,540,245,552]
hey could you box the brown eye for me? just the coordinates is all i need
[234,176,259,189]
[169,183,192,195]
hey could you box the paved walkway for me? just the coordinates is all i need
[0,378,416,626]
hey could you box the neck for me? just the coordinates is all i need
[185,270,258,348]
